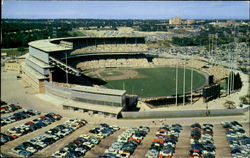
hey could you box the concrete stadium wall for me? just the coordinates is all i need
[26,59,49,75]
[71,90,123,104]
[44,81,124,106]
[44,82,72,99]
[121,106,250,118]
[29,46,49,64]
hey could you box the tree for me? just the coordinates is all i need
[240,94,250,105]
[234,73,242,90]
[224,100,236,109]
[226,72,243,91]
[17,47,25,52]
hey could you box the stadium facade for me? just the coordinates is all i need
[22,36,147,118]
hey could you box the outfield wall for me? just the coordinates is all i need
[121,106,250,118]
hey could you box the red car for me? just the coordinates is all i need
[152,138,164,144]
[25,121,34,125]
[39,116,47,120]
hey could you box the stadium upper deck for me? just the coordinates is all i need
[29,36,146,53]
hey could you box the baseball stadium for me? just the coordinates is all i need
[21,36,236,118]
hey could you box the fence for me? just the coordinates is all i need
[121,106,250,118]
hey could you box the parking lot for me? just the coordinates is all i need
[1,103,249,158]
[34,124,95,157]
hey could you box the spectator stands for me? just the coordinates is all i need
[71,44,148,55]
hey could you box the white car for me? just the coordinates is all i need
[89,137,100,145]
[4,118,15,124]
[145,149,159,158]
[83,141,95,148]
[58,131,69,137]
[202,150,215,156]
[52,151,68,157]
[80,134,90,139]
[190,139,201,144]
[132,134,143,140]
[110,125,120,131]
[36,141,48,148]
[26,147,37,153]
[75,147,87,154]
[107,147,119,155]
[164,142,175,148]
[117,137,127,143]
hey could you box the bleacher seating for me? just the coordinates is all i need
[71,44,148,55]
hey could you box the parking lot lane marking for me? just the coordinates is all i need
[173,126,190,158]
[33,123,95,157]
[213,124,233,158]
[84,128,125,158]
[130,127,158,158]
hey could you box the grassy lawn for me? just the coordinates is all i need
[105,67,206,97]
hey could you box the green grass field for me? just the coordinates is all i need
[105,67,207,97]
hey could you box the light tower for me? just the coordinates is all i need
[183,50,187,106]
[175,51,179,106]
[65,52,68,84]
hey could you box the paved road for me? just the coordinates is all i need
[130,127,158,158]
[174,126,190,157]
[213,124,232,158]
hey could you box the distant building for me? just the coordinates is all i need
[5,60,20,73]
[4,54,26,73]
[169,17,182,25]
[209,21,227,27]
[185,19,195,25]
[226,20,236,26]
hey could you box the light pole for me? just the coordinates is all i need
[65,52,68,84]
[175,52,179,106]
[183,51,186,106]
[190,52,194,104]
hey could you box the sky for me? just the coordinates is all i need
[2,1,250,19]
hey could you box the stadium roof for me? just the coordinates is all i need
[29,39,72,52]
[28,36,145,53]
[71,85,126,96]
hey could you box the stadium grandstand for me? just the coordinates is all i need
[21,37,148,118]
[21,36,234,117]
